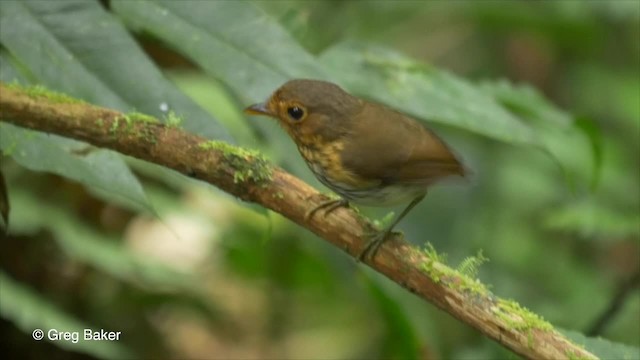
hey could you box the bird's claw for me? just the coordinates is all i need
[357,229,399,262]
[304,198,349,222]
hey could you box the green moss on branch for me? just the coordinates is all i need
[199,141,272,185]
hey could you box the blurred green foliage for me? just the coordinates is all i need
[0,1,638,359]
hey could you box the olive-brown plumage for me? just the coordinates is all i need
[246,79,465,260]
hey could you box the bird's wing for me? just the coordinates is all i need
[341,102,465,186]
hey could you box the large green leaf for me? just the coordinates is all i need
[481,80,599,190]
[562,329,640,360]
[0,0,231,141]
[0,50,27,83]
[0,123,151,213]
[0,271,132,359]
[112,0,329,103]
[0,54,152,211]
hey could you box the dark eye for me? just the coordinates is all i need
[287,106,304,120]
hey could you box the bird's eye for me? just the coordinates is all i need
[287,106,305,121]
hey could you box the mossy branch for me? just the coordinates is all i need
[0,83,597,360]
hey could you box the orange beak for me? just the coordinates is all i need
[244,102,273,116]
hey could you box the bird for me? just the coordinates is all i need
[245,79,466,260]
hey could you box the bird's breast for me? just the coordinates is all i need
[297,140,379,196]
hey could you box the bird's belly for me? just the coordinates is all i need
[299,143,426,206]
[338,183,427,207]
[308,161,425,207]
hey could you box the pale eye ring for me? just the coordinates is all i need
[287,106,305,121]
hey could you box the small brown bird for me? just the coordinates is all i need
[245,79,465,260]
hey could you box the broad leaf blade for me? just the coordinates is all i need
[562,329,640,360]
[481,80,599,190]
[0,50,29,83]
[0,0,231,141]
[0,1,126,108]
[0,50,153,212]
[112,0,329,102]
[0,124,151,212]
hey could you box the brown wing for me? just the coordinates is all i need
[341,102,465,186]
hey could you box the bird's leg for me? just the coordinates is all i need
[358,194,426,262]
[304,198,350,222]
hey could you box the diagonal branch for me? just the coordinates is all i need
[0,83,597,360]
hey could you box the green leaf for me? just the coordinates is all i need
[562,329,640,360]
[111,0,329,102]
[574,116,604,190]
[0,50,29,83]
[167,72,258,146]
[0,0,232,141]
[479,80,573,127]
[480,79,599,190]
[320,42,539,146]
[0,271,132,359]
[0,123,151,213]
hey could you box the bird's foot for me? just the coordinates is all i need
[357,228,400,262]
[304,198,349,222]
